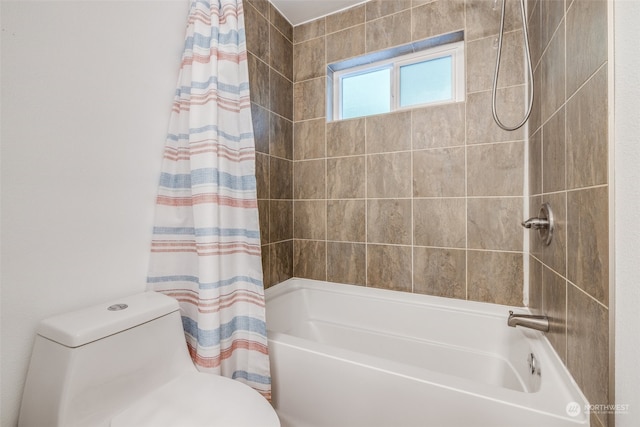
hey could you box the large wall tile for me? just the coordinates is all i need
[529,255,543,314]
[366,244,412,291]
[366,152,412,198]
[414,198,466,248]
[466,87,525,144]
[294,159,325,199]
[327,156,366,199]
[248,54,270,109]
[327,200,366,242]
[468,250,524,306]
[528,129,542,196]
[412,103,465,149]
[252,103,270,154]
[540,20,565,123]
[540,0,564,52]
[245,2,270,62]
[467,141,524,197]
[565,0,607,96]
[366,111,411,153]
[464,0,522,41]
[246,0,269,18]
[327,117,366,157]
[326,4,365,33]
[326,24,366,64]
[258,199,270,244]
[466,29,525,93]
[542,107,566,193]
[270,68,293,120]
[527,0,542,69]
[413,147,465,197]
[412,0,465,41]
[255,152,269,200]
[365,0,411,21]
[294,77,325,121]
[269,200,293,242]
[567,186,609,305]
[293,18,325,43]
[365,10,411,52]
[270,113,293,160]
[293,239,326,280]
[327,242,366,285]
[567,284,609,425]
[413,247,466,299]
[294,118,325,160]
[270,240,293,284]
[269,157,292,199]
[294,200,326,240]
[270,25,293,80]
[543,265,567,365]
[294,37,325,82]
[529,64,543,136]
[468,197,523,251]
[368,199,412,245]
[566,66,608,189]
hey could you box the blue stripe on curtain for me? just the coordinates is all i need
[158,169,257,190]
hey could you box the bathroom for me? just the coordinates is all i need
[1,0,638,426]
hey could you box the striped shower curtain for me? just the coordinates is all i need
[147,0,270,399]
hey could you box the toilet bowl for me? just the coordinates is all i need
[18,292,280,427]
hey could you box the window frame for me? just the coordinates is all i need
[332,40,465,121]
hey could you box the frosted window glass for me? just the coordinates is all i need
[400,56,452,108]
[341,68,391,119]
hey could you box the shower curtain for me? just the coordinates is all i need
[147,0,270,399]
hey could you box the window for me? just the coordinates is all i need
[331,41,465,121]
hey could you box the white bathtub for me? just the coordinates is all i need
[265,278,589,427]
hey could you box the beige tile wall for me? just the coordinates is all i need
[526,1,610,426]
[290,0,528,306]
[245,0,294,287]
[246,1,612,423]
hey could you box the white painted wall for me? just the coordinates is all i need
[614,1,640,426]
[0,1,188,425]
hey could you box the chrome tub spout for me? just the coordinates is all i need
[507,311,550,332]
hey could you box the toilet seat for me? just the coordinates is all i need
[110,372,279,427]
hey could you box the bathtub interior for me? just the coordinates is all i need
[266,279,541,393]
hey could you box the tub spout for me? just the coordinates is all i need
[507,311,549,332]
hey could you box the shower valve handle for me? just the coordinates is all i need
[521,217,549,230]
[521,203,554,246]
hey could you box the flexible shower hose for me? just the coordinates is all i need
[492,0,534,131]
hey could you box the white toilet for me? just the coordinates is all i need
[18,292,280,427]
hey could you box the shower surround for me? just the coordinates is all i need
[245,0,610,426]
[286,0,528,304]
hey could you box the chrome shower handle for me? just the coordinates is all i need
[522,203,554,246]
[521,217,550,229]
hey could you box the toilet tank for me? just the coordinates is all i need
[19,292,196,427]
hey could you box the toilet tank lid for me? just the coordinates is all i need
[37,292,180,348]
